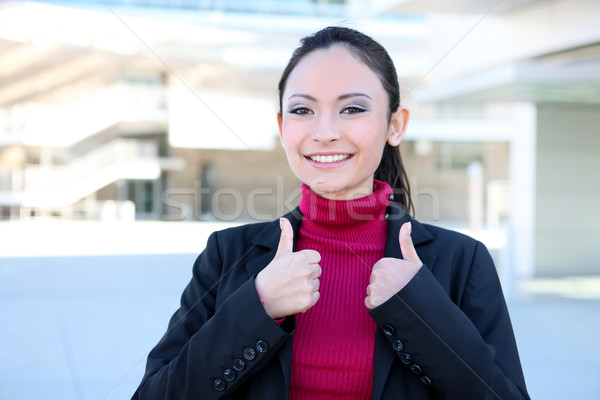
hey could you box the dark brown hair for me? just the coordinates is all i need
[278,26,413,213]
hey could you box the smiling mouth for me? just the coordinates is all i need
[308,154,352,163]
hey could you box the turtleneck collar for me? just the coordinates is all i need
[299,180,394,230]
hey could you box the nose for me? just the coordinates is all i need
[312,115,341,142]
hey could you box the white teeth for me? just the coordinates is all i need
[310,154,350,163]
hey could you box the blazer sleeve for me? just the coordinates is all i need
[370,240,530,400]
[132,230,294,400]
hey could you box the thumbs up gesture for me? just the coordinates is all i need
[365,222,423,310]
[255,218,322,320]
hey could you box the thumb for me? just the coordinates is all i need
[399,222,422,266]
[274,217,294,259]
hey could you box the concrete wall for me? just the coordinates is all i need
[164,143,300,222]
[535,105,600,275]
[403,141,509,224]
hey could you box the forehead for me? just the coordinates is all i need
[283,45,385,99]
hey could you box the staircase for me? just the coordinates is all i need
[0,139,164,208]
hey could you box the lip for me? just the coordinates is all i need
[304,152,354,168]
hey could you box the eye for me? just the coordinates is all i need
[341,105,366,114]
[289,106,313,115]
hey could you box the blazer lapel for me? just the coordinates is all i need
[383,203,435,263]
[372,203,436,400]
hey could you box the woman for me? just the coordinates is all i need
[132,26,529,399]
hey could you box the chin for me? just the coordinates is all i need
[308,182,351,199]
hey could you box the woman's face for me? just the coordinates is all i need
[278,45,409,200]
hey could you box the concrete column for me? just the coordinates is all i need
[534,105,600,276]
[509,103,537,280]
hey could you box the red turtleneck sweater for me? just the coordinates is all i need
[290,180,393,399]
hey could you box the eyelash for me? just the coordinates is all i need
[289,106,312,115]
[289,105,367,115]
[341,105,366,114]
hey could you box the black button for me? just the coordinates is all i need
[389,194,395,201]
[213,379,226,391]
[243,347,256,361]
[400,353,412,365]
[233,358,245,371]
[421,376,432,386]
[383,324,395,337]
[383,213,390,220]
[410,364,422,374]
[223,368,236,382]
[256,340,268,353]
[392,339,404,352]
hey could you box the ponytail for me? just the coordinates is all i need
[375,143,413,214]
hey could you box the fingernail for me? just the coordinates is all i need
[279,218,283,229]
[407,221,412,235]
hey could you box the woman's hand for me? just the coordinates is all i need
[365,222,422,309]
[255,218,321,320]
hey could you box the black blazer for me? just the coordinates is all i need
[132,203,530,400]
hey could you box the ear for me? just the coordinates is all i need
[277,112,284,145]
[387,106,410,147]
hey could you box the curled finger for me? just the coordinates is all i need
[310,264,322,279]
[312,277,320,292]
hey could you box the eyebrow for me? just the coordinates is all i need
[287,92,372,101]
[339,92,372,101]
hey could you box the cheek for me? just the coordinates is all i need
[348,120,388,147]
[280,121,303,150]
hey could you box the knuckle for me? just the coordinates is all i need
[302,296,313,310]
[297,251,308,263]
[314,264,322,277]
[310,250,321,262]
[371,269,382,280]
[299,249,320,262]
